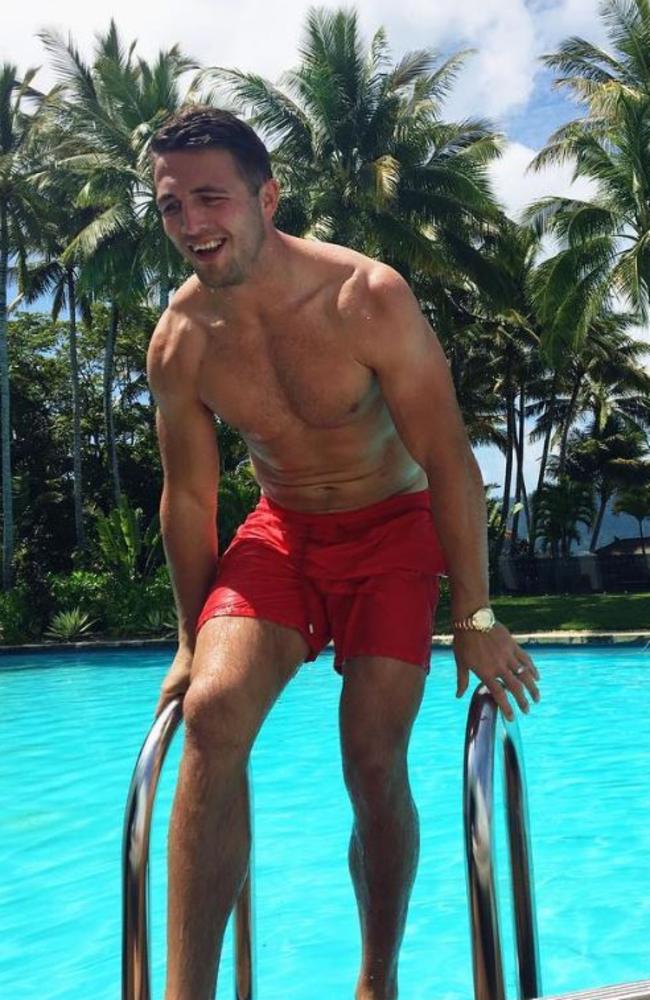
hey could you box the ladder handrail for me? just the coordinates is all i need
[463,683,542,1000]
[122,696,254,999]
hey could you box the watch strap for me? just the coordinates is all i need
[451,607,496,632]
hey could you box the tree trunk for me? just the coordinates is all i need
[67,270,85,549]
[590,491,609,552]
[638,518,647,557]
[561,526,569,560]
[521,476,531,539]
[494,390,514,567]
[528,373,558,556]
[510,383,527,554]
[159,244,170,312]
[558,372,582,478]
[104,301,121,507]
[0,203,13,589]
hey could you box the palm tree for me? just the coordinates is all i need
[542,0,650,114]
[209,7,502,283]
[0,64,50,587]
[563,416,650,550]
[24,209,91,550]
[37,23,202,505]
[526,0,650,356]
[473,221,549,554]
[613,484,650,555]
[534,477,595,559]
[527,313,650,495]
[438,218,549,560]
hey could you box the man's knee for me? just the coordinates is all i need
[342,734,409,813]
[182,675,254,761]
[182,616,305,756]
[339,656,424,810]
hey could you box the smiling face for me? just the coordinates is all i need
[154,147,278,290]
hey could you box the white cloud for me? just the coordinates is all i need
[3,0,601,120]
[538,0,609,49]
[3,1,309,91]
[489,140,597,221]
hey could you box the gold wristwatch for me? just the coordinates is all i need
[452,606,496,633]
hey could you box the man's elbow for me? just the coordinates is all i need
[160,484,217,523]
[424,439,483,488]
[465,448,484,488]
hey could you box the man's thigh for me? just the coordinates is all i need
[186,616,308,747]
[339,656,426,760]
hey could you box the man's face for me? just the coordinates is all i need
[154,147,274,289]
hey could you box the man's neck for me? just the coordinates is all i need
[200,230,302,323]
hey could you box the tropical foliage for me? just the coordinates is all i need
[45,607,96,641]
[1,3,649,642]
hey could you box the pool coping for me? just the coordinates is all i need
[433,630,650,647]
[1,630,650,655]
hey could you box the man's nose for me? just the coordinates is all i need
[180,204,207,236]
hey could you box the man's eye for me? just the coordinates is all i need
[161,203,179,215]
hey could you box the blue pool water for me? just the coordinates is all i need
[1,646,648,999]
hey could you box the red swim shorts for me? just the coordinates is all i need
[196,489,447,673]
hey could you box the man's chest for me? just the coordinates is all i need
[197,319,378,440]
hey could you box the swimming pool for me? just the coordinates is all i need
[1,646,648,999]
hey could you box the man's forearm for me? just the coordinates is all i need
[427,449,490,619]
[161,490,219,651]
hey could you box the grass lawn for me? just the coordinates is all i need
[436,591,650,633]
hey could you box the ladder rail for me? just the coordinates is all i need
[463,683,542,1000]
[122,696,254,999]
[462,684,649,1000]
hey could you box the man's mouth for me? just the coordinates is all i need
[188,238,227,260]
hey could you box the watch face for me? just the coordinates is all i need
[473,608,495,630]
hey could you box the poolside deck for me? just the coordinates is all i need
[538,981,650,1000]
[3,629,650,655]
[433,630,650,647]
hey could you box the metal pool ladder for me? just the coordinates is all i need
[463,683,650,1000]
[122,685,649,1000]
[122,697,254,999]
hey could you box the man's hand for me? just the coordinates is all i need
[155,646,194,718]
[453,623,540,721]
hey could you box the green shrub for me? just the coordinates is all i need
[95,497,162,581]
[45,608,96,641]
[101,567,175,636]
[218,468,259,550]
[144,565,174,610]
[140,607,177,637]
[49,570,111,624]
[0,587,37,644]
[46,565,176,639]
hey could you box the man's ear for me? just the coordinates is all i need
[260,178,280,219]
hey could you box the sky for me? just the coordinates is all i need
[3,0,642,490]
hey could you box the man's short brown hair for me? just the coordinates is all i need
[150,106,273,193]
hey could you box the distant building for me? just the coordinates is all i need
[596,536,648,557]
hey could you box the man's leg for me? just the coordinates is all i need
[339,656,426,1000]
[165,616,307,1000]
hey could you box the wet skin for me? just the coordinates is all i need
[149,145,540,1000]
[151,146,428,513]
[149,146,541,716]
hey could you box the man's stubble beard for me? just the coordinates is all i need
[196,206,268,291]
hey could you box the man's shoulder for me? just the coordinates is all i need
[294,235,400,298]
[147,280,206,396]
[317,252,431,372]
[332,254,414,328]
[153,274,208,342]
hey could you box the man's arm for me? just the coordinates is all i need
[147,316,220,711]
[353,266,539,718]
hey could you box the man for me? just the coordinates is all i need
[147,106,540,1000]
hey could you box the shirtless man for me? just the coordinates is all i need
[147,107,540,1000]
